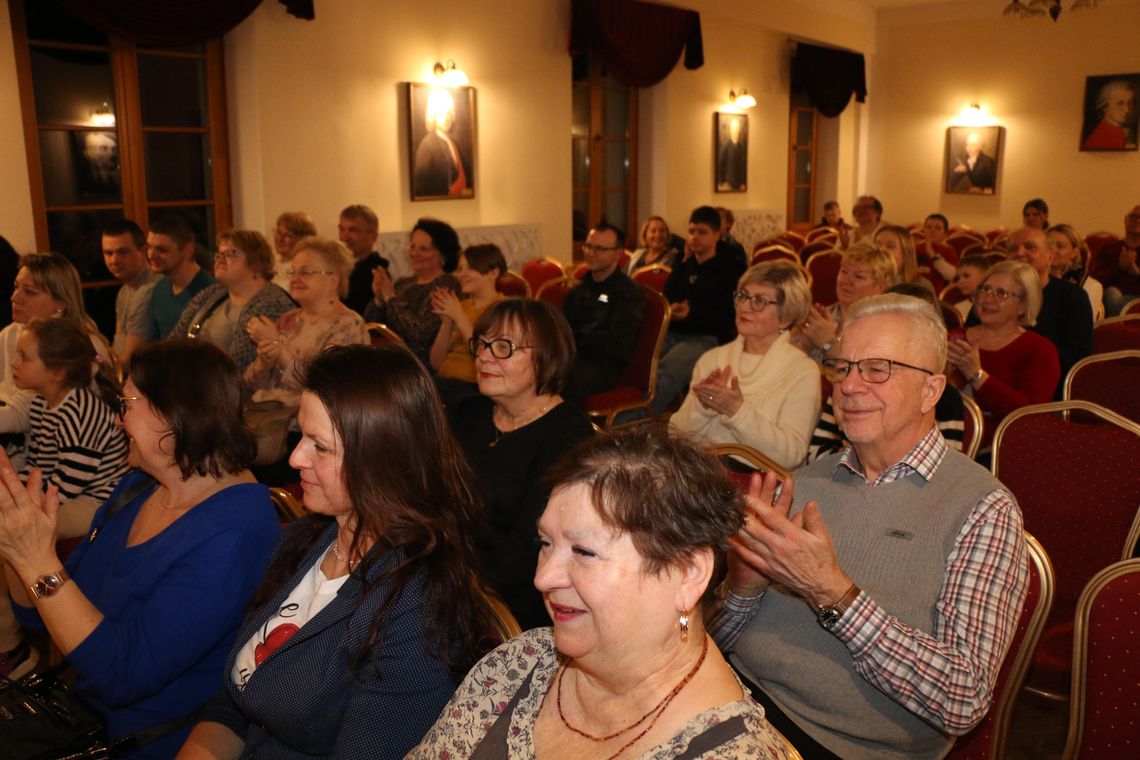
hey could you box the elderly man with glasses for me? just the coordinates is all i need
[710,293,1028,760]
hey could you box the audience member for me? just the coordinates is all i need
[148,215,214,339]
[920,213,959,288]
[337,204,389,315]
[411,428,797,759]
[429,243,507,405]
[364,218,461,365]
[182,344,497,759]
[172,230,295,375]
[792,242,895,362]
[653,206,746,415]
[1007,226,1092,392]
[626,215,681,272]
[1089,203,1140,316]
[244,237,366,407]
[448,299,593,629]
[947,261,1060,453]
[953,254,991,321]
[671,261,819,470]
[562,222,645,405]
[712,294,1028,759]
[716,206,748,266]
[102,219,159,363]
[874,225,923,285]
[1047,223,1103,316]
[848,195,884,246]
[814,200,849,231]
[0,254,112,436]
[1022,198,1049,230]
[270,211,317,291]
[4,340,280,758]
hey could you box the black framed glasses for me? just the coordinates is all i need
[285,268,335,278]
[581,243,621,254]
[468,337,531,359]
[117,395,142,417]
[822,358,934,384]
[214,249,243,261]
[733,290,783,311]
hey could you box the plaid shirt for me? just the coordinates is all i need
[709,427,1028,734]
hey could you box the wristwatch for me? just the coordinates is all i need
[29,568,70,600]
[816,583,861,631]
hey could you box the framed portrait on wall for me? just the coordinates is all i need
[1079,73,1138,151]
[407,83,477,201]
[714,112,747,193]
[944,126,1002,195]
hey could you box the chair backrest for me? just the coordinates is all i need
[615,284,671,397]
[776,230,805,252]
[520,257,566,295]
[1061,558,1140,760]
[631,263,671,293]
[984,250,1008,266]
[992,401,1140,635]
[705,442,792,483]
[751,245,800,266]
[535,276,575,310]
[363,322,406,347]
[572,262,589,281]
[1082,231,1119,262]
[946,232,986,255]
[805,227,840,245]
[947,534,1054,760]
[799,239,837,263]
[268,486,306,522]
[805,250,842,305]
[496,270,532,298]
[960,394,984,461]
[1122,297,1140,316]
[474,579,522,644]
[1091,315,1140,354]
[940,283,967,304]
[1063,350,1140,425]
[985,227,1009,244]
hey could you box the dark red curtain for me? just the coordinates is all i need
[569,0,703,88]
[62,0,313,47]
[791,43,867,117]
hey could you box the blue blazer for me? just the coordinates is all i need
[199,518,457,759]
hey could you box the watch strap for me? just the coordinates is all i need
[816,582,861,631]
[29,568,70,600]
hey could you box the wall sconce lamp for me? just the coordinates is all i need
[89,101,116,127]
[433,60,469,87]
[729,89,757,109]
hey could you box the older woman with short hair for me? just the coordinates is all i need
[947,261,1060,454]
[410,429,796,759]
[270,211,318,290]
[448,298,594,629]
[672,261,821,469]
[172,230,295,374]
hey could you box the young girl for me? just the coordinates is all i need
[11,317,129,512]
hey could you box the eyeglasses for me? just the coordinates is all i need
[285,268,335,278]
[117,395,142,417]
[733,290,783,311]
[581,243,621,254]
[976,284,1021,301]
[215,249,243,261]
[821,358,934,384]
[468,337,532,359]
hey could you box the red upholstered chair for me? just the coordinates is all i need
[581,285,670,428]
[940,283,967,304]
[269,486,306,522]
[805,250,842,305]
[941,301,964,330]
[776,230,805,252]
[1063,350,1140,425]
[985,228,1009,245]
[1122,297,1140,316]
[799,239,836,263]
[991,401,1140,702]
[804,227,840,246]
[363,322,406,347]
[1091,315,1140,354]
[1061,558,1140,760]
[496,270,531,297]
[1082,231,1119,262]
[520,257,565,295]
[751,244,799,266]
[984,250,1008,266]
[572,262,589,281]
[706,442,792,493]
[960,394,984,461]
[945,232,986,256]
[630,263,671,294]
[535,276,575,310]
[946,534,1054,760]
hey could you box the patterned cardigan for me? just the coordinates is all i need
[171,282,296,374]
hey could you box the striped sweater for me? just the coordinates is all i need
[24,387,130,502]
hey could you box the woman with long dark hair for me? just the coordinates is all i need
[179,343,498,759]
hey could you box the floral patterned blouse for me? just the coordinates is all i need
[243,304,367,406]
[408,628,795,760]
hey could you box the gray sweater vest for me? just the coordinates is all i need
[731,447,1001,760]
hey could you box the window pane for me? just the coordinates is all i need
[25,2,108,46]
[572,138,590,189]
[602,191,627,230]
[30,48,116,126]
[147,206,215,259]
[796,111,814,147]
[603,141,628,189]
[144,133,212,201]
[46,209,124,282]
[572,86,590,136]
[603,87,628,137]
[39,129,122,206]
[793,188,812,225]
[795,150,813,185]
[138,54,207,127]
[573,192,589,241]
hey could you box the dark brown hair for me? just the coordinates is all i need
[23,318,119,411]
[129,340,256,479]
[251,344,497,675]
[472,298,575,396]
[545,427,744,602]
[463,244,507,277]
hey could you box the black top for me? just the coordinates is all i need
[448,396,594,630]
[1033,276,1093,398]
[663,251,746,343]
[562,270,645,368]
[717,237,748,268]
[345,251,389,316]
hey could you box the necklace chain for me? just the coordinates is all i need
[489,399,554,448]
[329,536,357,568]
[556,636,708,760]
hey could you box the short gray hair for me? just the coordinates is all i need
[843,293,947,370]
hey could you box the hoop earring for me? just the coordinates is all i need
[679,611,690,643]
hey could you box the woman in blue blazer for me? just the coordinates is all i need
[179,343,499,759]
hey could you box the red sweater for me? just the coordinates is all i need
[974,330,1060,447]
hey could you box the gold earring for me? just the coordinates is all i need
[679,611,690,642]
